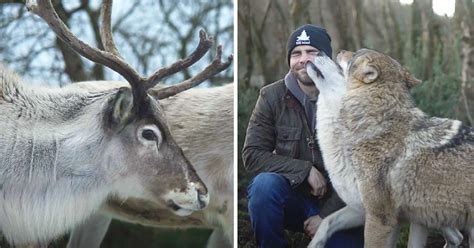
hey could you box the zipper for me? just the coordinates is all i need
[302,112,315,164]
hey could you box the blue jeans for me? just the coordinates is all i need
[247,172,364,248]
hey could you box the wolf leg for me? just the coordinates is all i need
[307,206,364,248]
[67,213,112,248]
[387,224,401,247]
[364,213,398,248]
[206,227,232,248]
[440,226,463,248]
[467,226,473,248]
[407,223,430,248]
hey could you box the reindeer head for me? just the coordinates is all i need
[26,0,232,216]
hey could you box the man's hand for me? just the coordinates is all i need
[307,167,327,198]
[304,215,323,237]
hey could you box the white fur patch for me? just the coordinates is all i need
[439,120,462,146]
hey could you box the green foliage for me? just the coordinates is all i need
[396,224,410,248]
[238,82,259,185]
[0,222,212,247]
[237,81,259,248]
[101,221,212,248]
[404,39,465,122]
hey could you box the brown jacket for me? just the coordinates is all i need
[242,79,344,218]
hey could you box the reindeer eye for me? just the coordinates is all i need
[142,129,156,141]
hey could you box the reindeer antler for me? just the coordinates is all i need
[26,0,231,102]
[26,0,142,87]
[151,46,233,99]
[146,30,216,87]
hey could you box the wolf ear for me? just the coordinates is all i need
[361,65,379,84]
[107,87,134,130]
[403,69,421,89]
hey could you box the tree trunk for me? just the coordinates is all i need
[328,0,355,51]
[289,0,312,28]
[459,0,474,124]
[53,1,88,83]
[383,1,403,60]
[418,0,435,79]
[351,0,364,49]
[411,0,422,58]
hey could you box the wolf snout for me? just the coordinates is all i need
[306,60,324,79]
[305,60,316,70]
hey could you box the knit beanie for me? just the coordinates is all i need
[286,24,332,65]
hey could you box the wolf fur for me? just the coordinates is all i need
[66,81,234,248]
[306,53,467,248]
[305,53,365,248]
[338,49,473,248]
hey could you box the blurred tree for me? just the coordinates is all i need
[351,0,364,49]
[411,0,422,58]
[382,1,403,60]
[418,0,437,79]
[328,0,355,51]
[289,0,312,28]
[455,0,474,124]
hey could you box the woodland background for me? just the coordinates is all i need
[0,0,233,247]
[238,0,473,247]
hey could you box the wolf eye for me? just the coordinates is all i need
[142,129,156,141]
[365,71,374,76]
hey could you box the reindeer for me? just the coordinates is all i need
[65,82,234,248]
[0,0,232,246]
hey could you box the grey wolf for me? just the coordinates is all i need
[339,48,473,248]
[306,51,467,248]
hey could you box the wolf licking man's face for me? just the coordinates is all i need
[289,45,323,85]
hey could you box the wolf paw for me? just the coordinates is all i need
[307,238,326,248]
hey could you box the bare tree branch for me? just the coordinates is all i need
[150,45,233,99]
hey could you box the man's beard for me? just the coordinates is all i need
[291,66,313,85]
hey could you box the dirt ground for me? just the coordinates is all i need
[238,182,469,248]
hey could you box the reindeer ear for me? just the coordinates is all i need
[108,87,134,130]
[361,64,379,84]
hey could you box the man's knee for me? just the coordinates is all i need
[248,172,290,208]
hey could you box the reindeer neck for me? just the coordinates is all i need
[0,82,116,185]
[0,83,117,244]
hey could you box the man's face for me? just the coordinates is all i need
[289,45,320,85]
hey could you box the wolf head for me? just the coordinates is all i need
[339,48,421,90]
[305,53,346,101]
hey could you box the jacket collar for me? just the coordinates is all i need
[283,72,304,111]
[285,71,306,105]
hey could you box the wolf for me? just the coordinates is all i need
[337,48,473,248]
[305,52,467,248]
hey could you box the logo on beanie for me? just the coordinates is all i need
[296,30,310,45]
